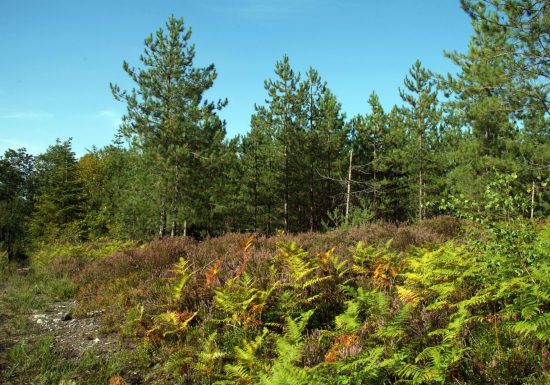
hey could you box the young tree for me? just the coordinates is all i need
[349,92,389,218]
[400,60,442,221]
[254,55,302,233]
[111,15,227,238]
[31,139,83,242]
[440,0,547,218]
[300,69,347,230]
[316,88,348,226]
[240,119,281,234]
[0,148,34,259]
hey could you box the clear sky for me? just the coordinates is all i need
[0,0,472,156]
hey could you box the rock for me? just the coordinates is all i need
[16,268,30,276]
[61,311,73,321]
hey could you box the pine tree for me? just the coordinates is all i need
[459,0,549,114]
[242,107,283,234]
[400,60,442,221]
[349,92,389,218]
[300,69,347,230]
[316,87,348,227]
[30,139,83,241]
[254,55,302,233]
[440,0,548,218]
[301,68,325,231]
[0,148,34,259]
[111,15,227,238]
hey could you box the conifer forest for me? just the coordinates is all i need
[0,1,549,384]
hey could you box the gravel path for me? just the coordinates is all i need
[30,300,117,358]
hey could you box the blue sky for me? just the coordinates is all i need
[0,0,472,156]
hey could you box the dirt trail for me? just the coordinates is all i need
[0,269,116,361]
[31,300,117,358]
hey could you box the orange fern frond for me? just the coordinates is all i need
[205,258,222,288]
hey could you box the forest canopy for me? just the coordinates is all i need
[0,0,548,255]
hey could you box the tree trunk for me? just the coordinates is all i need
[159,206,167,238]
[284,143,289,233]
[267,202,271,235]
[345,149,353,221]
[327,139,332,217]
[170,160,179,238]
[309,92,315,232]
[253,146,258,232]
[171,219,177,237]
[418,127,424,222]
[373,145,377,215]
[309,163,314,232]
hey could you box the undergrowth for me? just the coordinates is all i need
[2,218,549,384]
[78,219,550,384]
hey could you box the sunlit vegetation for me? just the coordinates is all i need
[0,0,549,383]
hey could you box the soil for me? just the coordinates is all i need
[30,300,117,358]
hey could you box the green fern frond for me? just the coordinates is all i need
[170,257,195,301]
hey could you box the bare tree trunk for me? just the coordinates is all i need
[309,92,315,232]
[171,218,177,237]
[159,205,166,238]
[373,146,377,215]
[309,164,314,232]
[418,129,424,222]
[327,141,332,215]
[419,168,423,222]
[253,146,258,232]
[170,160,179,237]
[284,143,289,233]
[183,220,187,237]
[267,202,271,235]
[345,149,353,221]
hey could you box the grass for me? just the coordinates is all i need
[0,239,137,385]
[3,334,147,385]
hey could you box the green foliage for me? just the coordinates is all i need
[170,257,194,302]
[441,171,530,223]
[258,311,314,385]
[219,328,270,385]
[92,225,549,384]
[323,199,374,230]
[0,148,34,259]
[214,272,275,328]
[111,15,229,238]
[270,242,331,322]
[30,139,84,243]
[2,335,129,385]
[1,3,550,383]
[3,220,549,384]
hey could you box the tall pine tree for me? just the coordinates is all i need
[111,16,227,237]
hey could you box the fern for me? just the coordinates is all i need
[259,311,314,385]
[214,272,276,328]
[273,243,332,319]
[147,310,197,338]
[218,328,269,385]
[170,257,195,302]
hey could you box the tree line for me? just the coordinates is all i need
[1,0,548,258]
